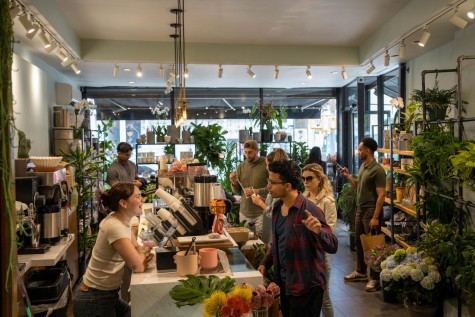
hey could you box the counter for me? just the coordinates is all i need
[18,234,75,268]
[130,247,263,317]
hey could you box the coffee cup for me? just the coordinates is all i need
[199,248,218,269]
[174,251,200,276]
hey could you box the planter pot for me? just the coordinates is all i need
[261,129,273,142]
[274,133,281,142]
[182,131,191,143]
[146,131,155,144]
[398,131,413,151]
[404,299,439,317]
[252,132,262,142]
[382,281,399,303]
[239,129,251,143]
[252,308,268,317]
[278,130,287,141]
[428,107,448,122]
[395,186,405,203]
[156,135,165,142]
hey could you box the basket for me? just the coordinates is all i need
[226,227,250,243]
[30,156,63,172]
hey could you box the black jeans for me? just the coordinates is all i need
[280,286,324,317]
[73,281,130,317]
[355,207,382,280]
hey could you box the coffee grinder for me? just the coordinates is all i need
[36,184,62,245]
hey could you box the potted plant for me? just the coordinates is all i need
[381,248,443,316]
[290,141,309,167]
[153,125,166,142]
[450,141,475,191]
[411,81,457,121]
[163,143,175,163]
[251,103,287,142]
[337,176,358,251]
[191,123,228,170]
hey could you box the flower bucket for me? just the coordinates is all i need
[404,299,439,317]
[382,282,398,303]
[252,308,268,317]
[268,298,280,317]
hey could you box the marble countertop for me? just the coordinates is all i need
[18,234,75,268]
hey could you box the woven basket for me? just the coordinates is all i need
[226,227,250,243]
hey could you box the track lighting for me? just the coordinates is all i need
[306,65,312,79]
[366,61,375,74]
[418,25,431,47]
[71,63,81,75]
[25,18,39,39]
[384,50,390,67]
[10,4,21,20]
[467,6,475,19]
[247,65,256,78]
[399,40,406,59]
[18,13,35,34]
[55,46,68,62]
[341,66,348,80]
[449,8,467,29]
[61,55,74,67]
[274,65,279,80]
[136,64,143,77]
[113,64,119,77]
[159,64,164,78]
[38,30,51,49]
[218,64,223,79]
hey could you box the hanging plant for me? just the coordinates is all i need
[1,0,15,292]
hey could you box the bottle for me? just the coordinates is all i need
[70,186,78,208]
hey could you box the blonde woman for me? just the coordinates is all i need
[251,148,289,243]
[302,163,337,317]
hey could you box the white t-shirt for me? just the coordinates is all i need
[83,213,131,290]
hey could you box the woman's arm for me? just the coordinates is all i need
[112,237,154,273]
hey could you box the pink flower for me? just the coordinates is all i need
[261,291,274,308]
[250,291,262,310]
[255,284,267,297]
[267,283,280,298]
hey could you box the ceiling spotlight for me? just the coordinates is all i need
[341,66,348,80]
[71,63,81,75]
[306,65,312,79]
[366,61,375,74]
[159,64,164,77]
[55,46,68,62]
[449,8,468,29]
[25,20,39,39]
[44,40,55,54]
[218,64,223,79]
[184,66,189,78]
[18,13,36,34]
[113,64,119,77]
[38,31,51,49]
[418,25,431,47]
[384,50,390,67]
[61,55,74,67]
[247,65,256,78]
[123,68,131,71]
[399,40,406,59]
[467,6,475,19]
[10,4,21,20]
[274,65,279,80]
[136,64,143,77]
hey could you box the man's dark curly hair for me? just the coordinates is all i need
[360,137,378,153]
[268,160,302,190]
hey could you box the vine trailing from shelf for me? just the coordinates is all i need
[0,0,15,293]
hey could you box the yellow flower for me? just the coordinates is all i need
[204,291,227,317]
[228,285,252,302]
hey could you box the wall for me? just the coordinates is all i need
[11,45,79,157]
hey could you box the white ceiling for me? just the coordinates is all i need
[13,0,475,89]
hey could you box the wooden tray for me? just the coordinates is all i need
[173,239,234,251]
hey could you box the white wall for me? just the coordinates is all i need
[11,45,79,157]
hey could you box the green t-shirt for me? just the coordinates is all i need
[356,159,386,208]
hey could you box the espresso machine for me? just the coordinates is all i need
[36,184,62,245]
[193,175,217,234]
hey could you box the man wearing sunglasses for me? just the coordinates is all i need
[258,160,338,317]
[338,137,386,292]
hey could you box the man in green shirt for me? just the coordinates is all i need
[339,137,386,292]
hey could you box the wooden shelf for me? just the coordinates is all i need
[384,197,417,218]
[377,148,414,156]
[380,164,410,176]
[381,227,412,249]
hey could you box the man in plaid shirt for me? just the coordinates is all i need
[258,160,338,317]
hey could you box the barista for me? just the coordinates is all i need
[106,142,142,188]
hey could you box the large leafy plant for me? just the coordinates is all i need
[251,103,287,130]
[191,123,228,170]
[411,82,456,110]
[337,176,358,232]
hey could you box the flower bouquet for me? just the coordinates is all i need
[380,247,442,308]
[366,243,400,272]
[251,283,280,317]
[204,284,252,317]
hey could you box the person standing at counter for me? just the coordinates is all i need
[73,183,154,317]
[106,142,142,188]
[258,160,338,317]
[302,163,337,317]
[229,140,268,237]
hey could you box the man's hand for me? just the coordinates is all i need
[229,171,237,185]
[251,194,266,209]
[339,166,349,178]
[244,187,255,198]
[369,218,379,229]
[302,210,322,235]
[257,265,266,276]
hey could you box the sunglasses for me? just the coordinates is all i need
[301,176,316,182]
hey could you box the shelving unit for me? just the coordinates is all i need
[135,143,195,167]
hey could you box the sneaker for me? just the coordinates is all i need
[365,279,381,292]
[344,271,368,282]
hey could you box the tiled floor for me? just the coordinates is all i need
[328,219,408,317]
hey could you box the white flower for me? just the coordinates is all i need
[421,276,435,290]
[390,97,405,108]
[381,269,392,282]
[242,108,252,114]
[428,271,441,283]
[410,268,424,282]
[418,262,429,274]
